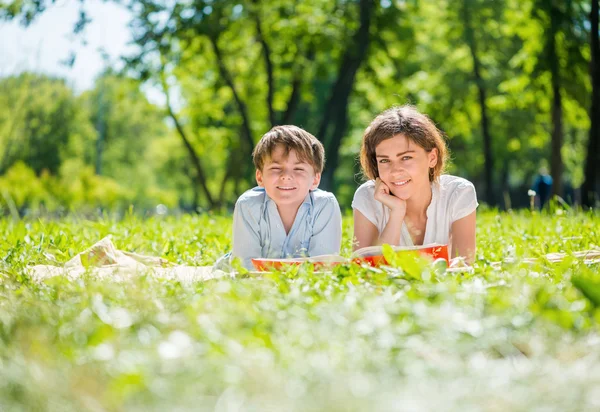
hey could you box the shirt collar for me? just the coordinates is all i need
[426,181,439,218]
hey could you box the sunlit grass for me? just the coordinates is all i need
[1,209,599,411]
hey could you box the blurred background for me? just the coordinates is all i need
[0,0,598,216]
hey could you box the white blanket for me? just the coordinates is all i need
[28,237,229,283]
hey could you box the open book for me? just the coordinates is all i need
[251,244,449,271]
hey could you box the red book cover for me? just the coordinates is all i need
[251,244,449,271]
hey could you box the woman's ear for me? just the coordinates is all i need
[428,148,439,168]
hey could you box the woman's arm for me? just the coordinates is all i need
[450,210,476,264]
[353,209,406,250]
[353,178,407,251]
[353,209,378,251]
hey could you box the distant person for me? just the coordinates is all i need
[532,167,553,210]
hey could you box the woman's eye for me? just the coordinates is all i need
[378,159,389,164]
[402,156,412,161]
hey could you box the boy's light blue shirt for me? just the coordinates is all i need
[232,187,342,269]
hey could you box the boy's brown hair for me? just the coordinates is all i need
[360,105,449,182]
[253,125,325,173]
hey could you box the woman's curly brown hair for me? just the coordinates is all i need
[360,105,449,182]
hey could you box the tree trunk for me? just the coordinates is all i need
[95,87,106,176]
[218,153,234,207]
[548,8,564,198]
[501,158,511,210]
[281,74,302,125]
[318,0,375,191]
[320,101,349,191]
[160,74,216,209]
[463,0,495,205]
[251,0,276,127]
[167,105,216,209]
[0,84,29,174]
[208,34,255,158]
[218,134,246,208]
[191,169,199,212]
[583,0,600,207]
[281,46,315,125]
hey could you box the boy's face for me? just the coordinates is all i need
[256,145,321,209]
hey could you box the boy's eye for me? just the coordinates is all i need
[270,167,282,171]
[294,168,307,172]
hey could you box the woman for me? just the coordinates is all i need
[352,105,478,264]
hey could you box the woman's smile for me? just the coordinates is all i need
[390,179,411,187]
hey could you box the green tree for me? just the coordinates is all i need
[532,0,590,197]
[2,0,596,210]
[122,0,390,199]
[460,0,496,205]
[81,72,170,187]
[582,0,600,206]
[0,73,95,175]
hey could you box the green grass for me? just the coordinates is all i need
[1,210,600,411]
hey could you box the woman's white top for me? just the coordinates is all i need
[351,174,478,247]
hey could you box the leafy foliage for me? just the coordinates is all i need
[0,0,598,209]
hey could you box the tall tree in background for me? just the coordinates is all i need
[1,0,596,210]
[533,0,589,198]
[583,0,600,206]
[124,0,386,195]
[82,72,169,184]
[423,0,507,206]
[461,0,495,205]
[318,0,375,191]
[546,2,565,197]
[0,74,94,175]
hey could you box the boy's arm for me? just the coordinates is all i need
[232,200,263,270]
[308,195,342,256]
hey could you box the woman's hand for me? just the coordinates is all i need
[374,178,407,216]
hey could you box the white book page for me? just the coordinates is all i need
[352,243,447,258]
[308,254,346,263]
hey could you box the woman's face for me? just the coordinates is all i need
[375,134,438,200]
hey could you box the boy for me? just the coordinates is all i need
[231,125,342,269]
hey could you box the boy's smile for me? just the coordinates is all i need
[256,145,321,210]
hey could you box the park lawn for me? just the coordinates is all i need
[1,210,600,411]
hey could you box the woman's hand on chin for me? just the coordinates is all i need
[374,178,407,216]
